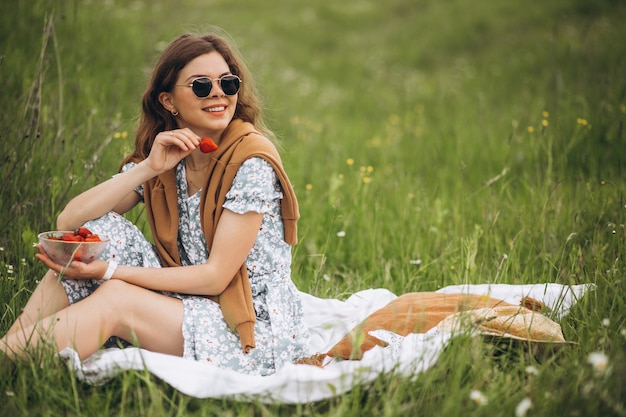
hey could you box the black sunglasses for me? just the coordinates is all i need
[175,75,242,98]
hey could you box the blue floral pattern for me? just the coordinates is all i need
[61,158,310,376]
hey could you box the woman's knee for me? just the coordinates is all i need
[87,279,146,317]
[41,268,62,286]
[27,269,69,311]
[90,280,183,349]
[91,279,170,315]
[93,279,137,303]
[85,280,143,334]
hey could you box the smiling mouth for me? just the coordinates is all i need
[205,106,226,112]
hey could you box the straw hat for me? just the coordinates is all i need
[323,292,520,361]
[296,293,573,367]
[436,305,573,344]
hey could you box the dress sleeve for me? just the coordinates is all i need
[117,162,144,200]
[223,157,283,214]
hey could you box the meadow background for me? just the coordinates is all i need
[1,0,625,415]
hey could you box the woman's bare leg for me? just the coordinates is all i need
[1,279,185,360]
[5,269,70,336]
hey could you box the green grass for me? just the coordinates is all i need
[1,0,625,415]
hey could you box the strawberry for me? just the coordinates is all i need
[199,137,218,153]
[76,227,93,238]
[47,228,101,242]
[62,233,83,242]
[73,248,84,260]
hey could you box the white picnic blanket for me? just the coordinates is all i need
[60,283,591,403]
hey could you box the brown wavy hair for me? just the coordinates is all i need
[121,33,271,168]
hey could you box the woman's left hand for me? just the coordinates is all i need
[35,245,108,280]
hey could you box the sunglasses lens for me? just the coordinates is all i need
[191,78,212,98]
[220,75,240,95]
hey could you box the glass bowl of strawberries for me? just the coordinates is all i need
[38,227,109,265]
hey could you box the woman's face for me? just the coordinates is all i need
[163,51,238,142]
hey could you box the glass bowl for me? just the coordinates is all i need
[38,231,109,265]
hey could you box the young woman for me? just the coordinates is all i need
[1,33,310,376]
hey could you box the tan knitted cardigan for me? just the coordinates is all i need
[143,119,299,353]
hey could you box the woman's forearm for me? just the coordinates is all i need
[57,161,158,230]
[108,210,262,295]
[112,263,230,296]
[106,210,263,296]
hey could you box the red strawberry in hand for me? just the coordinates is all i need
[199,137,218,153]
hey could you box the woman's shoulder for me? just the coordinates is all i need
[236,131,280,160]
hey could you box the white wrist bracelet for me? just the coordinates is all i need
[102,260,118,281]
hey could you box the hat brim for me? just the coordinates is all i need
[436,305,575,345]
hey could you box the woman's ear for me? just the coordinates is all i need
[158,92,175,113]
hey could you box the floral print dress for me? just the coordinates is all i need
[61,157,310,376]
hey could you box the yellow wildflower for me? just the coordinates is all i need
[542,111,549,118]
[541,120,549,127]
[346,158,354,166]
[305,184,313,190]
[527,126,534,133]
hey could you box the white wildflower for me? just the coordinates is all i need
[336,231,346,237]
[525,365,539,376]
[515,398,533,417]
[587,351,609,374]
[601,318,610,327]
[469,389,488,405]
[409,259,422,265]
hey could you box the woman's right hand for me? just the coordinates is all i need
[145,128,201,173]
[34,245,108,281]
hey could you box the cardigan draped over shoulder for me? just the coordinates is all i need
[143,119,299,353]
